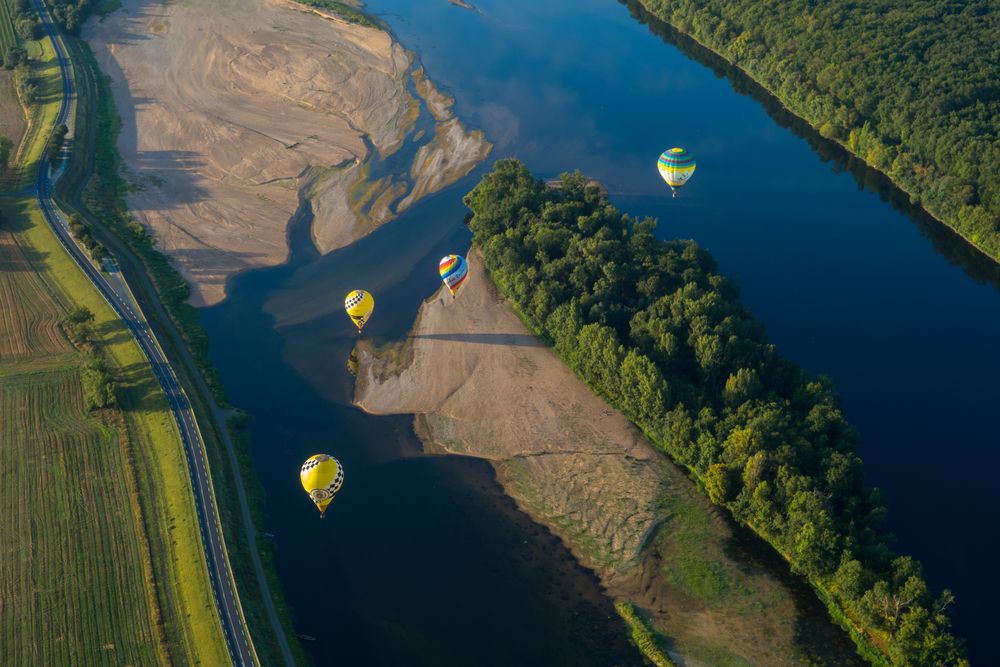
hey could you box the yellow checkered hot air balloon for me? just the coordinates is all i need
[344,290,374,333]
[657,147,696,197]
[300,454,344,518]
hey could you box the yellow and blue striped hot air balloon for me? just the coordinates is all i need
[300,454,344,518]
[657,147,696,197]
[438,254,469,298]
[344,290,374,333]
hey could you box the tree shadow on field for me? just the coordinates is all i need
[167,246,267,296]
[0,198,56,271]
[409,332,544,347]
[129,147,211,207]
[115,360,172,413]
[94,317,135,347]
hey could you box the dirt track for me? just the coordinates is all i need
[85,0,489,306]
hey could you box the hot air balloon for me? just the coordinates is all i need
[657,147,696,197]
[300,454,344,518]
[438,254,469,298]
[344,290,374,333]
[347,349,359,377]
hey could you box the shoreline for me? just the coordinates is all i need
[84,0,490,307]
[354,253,864,666]
[628,0,1000,269]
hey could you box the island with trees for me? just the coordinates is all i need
[630,0,1000,264]
[464,160,967,666]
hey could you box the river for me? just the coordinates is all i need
[201,0,1000,663]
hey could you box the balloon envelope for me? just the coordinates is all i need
[300,454,344,517]
[657,147,696,191]
[344,290,374,331]
[439,255,469,297]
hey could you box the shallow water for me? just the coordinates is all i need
[203,0,1000,662]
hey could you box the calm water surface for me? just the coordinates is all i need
[203,0,1000,662]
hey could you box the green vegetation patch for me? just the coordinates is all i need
[464,160,967,666]
[615,601,677,667]
[292,0,381,29]
[632,0,1000,262]
[0,367,164,666]
[660,493,748,604]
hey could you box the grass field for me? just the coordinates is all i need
[0,0,16,51]
[0,194,231,666]
[0,71,27,157]
[0,17,230,665]
[0,202,166,665]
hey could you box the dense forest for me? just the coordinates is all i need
[632,0,1000,263]
[44,0,90,34]
[465,161,967,666]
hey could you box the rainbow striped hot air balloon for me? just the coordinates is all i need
[439,255,469,298]
[657,147,696,197]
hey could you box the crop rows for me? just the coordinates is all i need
[0,0,16,52]
[0,368,163,666]
[0,232,70,357]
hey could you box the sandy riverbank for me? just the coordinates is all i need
[355,255,863,666]
[85,0,490,306]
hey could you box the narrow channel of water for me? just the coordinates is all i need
[202,0,1000,662]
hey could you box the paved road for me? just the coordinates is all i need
[32,2,257,665]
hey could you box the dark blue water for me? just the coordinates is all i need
[203,0,1000,662]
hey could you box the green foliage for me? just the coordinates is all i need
[705,463,734,504]
[634,0,1000,262]
[292,0,380,29]
[60,305,117,409]
[465,160,967,665]
[44,0,91,34]
[14,62,36,105]
[67,212,108,261]
[614,601,677,667]
[81,351,116,409]
[46,121,67,165]
[3,0,38,44]
[0,134,12,170]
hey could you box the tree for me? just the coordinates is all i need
[833,556,867,602]
[0,136,13,172]
[66,306,95,326]
[14,15,38,41]
[81,355,117,410]
[3,46,26,70]
[705,463,735,504]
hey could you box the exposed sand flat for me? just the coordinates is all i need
[356,256,666,570]
[355,255,864,666]
[85,0,489,306]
